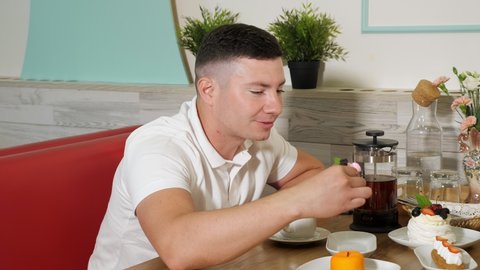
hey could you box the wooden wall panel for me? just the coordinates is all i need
[0,122,101,147]
[0,80,464,170]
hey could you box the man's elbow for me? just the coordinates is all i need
[159,246,216,270]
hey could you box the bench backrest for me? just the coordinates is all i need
[0,127,137,269]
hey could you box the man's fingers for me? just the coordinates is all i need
[354,186,372,199]
[347,197,367,210]
[342,165,360,177]
[349,176,366,188]
[344,186,372,210]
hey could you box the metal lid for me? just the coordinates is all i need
[352,130,398,149]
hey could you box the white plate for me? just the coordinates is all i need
[296,256,401,270]
[269,227,330,245]
[326,231,377,257]
[414,245,478,270]
[388,226,480,249]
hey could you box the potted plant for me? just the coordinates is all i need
[268,3,347,89]
[178,6,239,56]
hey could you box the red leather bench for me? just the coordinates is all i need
[0,126,139,157]
[0,126,139,270]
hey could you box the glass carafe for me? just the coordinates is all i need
[406,99,443,190]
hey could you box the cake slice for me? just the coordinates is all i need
[431,236,464,269]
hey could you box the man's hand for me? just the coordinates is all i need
[281,165,372,218]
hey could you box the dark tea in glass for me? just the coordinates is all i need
[351,175,399,232]
[350,130,400,233]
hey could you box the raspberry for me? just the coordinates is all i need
[429,204,442,212]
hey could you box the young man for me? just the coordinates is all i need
[88,24,371,270]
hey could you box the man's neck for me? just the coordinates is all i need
[196,102,244,160]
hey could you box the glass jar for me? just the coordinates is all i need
[406,99,443,189]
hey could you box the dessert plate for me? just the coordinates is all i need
[388,226,480,249]
[296,256,401,270]
[414,245,478,270]
[326,231,377,257]
[269,227,330,245]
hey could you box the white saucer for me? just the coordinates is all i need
[269,227,330,245]
[296,256,401,270]
[388,226,480,249]
[414,245,478,270]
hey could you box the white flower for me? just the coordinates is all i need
[464,75,480,91]
[437,67,480,138]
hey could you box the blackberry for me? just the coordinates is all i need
[439,209,448,219]
[411,207,421,217]
[439,208,449,219]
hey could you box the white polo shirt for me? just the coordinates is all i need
[88,96,297,269]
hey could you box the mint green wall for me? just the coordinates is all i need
[21,0,189,84]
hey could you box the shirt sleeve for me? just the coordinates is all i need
[123,134,194,210]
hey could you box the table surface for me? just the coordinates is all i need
[128,207,479,270]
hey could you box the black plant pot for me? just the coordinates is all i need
[288,61,323,89]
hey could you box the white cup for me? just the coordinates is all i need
[280,218,317,239]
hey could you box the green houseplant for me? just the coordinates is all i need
[178,6,239,56]
[268,3,347,89]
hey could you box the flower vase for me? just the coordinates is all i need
[461,128,480,203]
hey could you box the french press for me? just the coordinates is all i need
[350,130,401,233]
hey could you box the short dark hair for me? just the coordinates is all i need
[195,23,282,74]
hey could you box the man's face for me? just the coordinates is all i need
[212,57,285,142]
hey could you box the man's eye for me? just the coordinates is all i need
[250,90,264,95]
[277,89,285,94]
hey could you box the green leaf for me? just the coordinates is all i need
[267,3,347,62]
[453,66,458,75]
[438,83,449,96]
[415,194,432,208]
[178,5,239,56]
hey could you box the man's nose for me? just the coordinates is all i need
[264,92,283,115]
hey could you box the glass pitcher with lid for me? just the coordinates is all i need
[350,130,401,233]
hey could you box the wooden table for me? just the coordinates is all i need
[128,207,479,270]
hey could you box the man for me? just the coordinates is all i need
[88,23,371,270]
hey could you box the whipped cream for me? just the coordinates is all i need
[433,239,463,265]
[407,214,456,244]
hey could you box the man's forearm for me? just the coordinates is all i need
[138,189,301,270]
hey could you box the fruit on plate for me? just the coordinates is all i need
[411,195,450,220]
[407,194,456,245]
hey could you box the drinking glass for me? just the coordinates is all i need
[392,166,423,200]
[429,169,461,203]
[459,178,471,203]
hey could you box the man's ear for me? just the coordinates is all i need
[196,76,216,106]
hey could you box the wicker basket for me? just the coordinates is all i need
[450,216,480,231]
